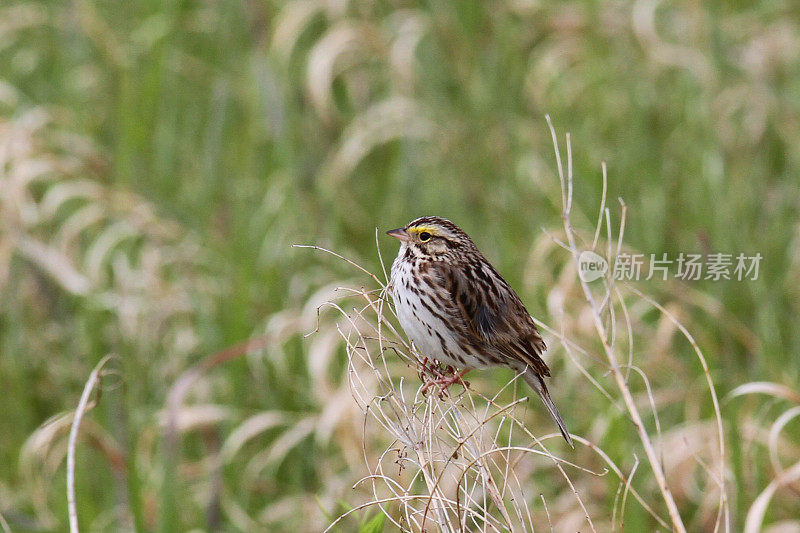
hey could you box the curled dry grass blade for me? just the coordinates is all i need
[728,381,800,532]
[66,355,118,533]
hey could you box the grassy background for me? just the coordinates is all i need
[1,0,799,531]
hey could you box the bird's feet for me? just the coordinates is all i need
[420,369,471,398]
[418,357,448,380]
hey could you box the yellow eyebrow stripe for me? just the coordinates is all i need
[408,226,436,235]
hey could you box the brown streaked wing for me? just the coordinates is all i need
[435,260,551,377]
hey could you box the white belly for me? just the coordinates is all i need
[390,249,481,369]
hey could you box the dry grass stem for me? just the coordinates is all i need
[66,355,118,533]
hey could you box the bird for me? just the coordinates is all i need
[386,216,572,446]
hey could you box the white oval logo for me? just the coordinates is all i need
[578,251,608,282]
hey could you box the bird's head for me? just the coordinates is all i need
[386,216,474,258]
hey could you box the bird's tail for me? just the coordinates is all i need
[522,369,574,448]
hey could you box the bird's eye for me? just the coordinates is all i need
[419,232,431,242]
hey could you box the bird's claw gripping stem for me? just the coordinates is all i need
[420,369,471,398]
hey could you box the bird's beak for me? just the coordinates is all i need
[386,228,411,242]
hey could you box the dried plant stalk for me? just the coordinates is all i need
[66,355,117,533]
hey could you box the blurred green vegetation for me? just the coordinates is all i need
[1,0,799,530]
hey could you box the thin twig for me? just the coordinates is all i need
[592,161,608,251]
[293,244,385,288]
[628,285,729,530]
[619,455,640,531]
